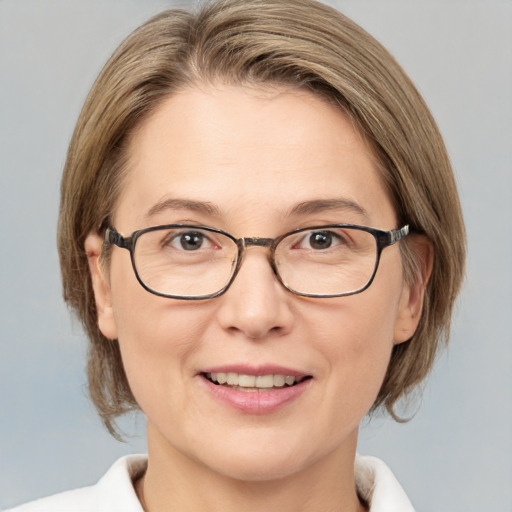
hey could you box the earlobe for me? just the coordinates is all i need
[394,235,434,345]
[84,233,118,340]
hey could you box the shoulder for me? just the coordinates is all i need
[4,455,147,512]
[4,486,98,512]
[355,455,415,512]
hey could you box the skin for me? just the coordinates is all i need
[85,85,429,512]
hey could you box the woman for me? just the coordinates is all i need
[8,0,465,510]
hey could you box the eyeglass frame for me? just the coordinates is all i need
[104,223,410,300]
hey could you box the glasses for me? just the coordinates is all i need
[105,223,409,300]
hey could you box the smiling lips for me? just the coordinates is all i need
[200,369,312,413]
[205,372,306,390]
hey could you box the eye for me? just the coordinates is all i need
[308,231,333,250]
[301,230,343,250]
[167,231,212,251]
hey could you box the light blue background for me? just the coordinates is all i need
[1,1,511,511]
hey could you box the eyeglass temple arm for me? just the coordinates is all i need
[388,225,409,245]
[105,227,131,249]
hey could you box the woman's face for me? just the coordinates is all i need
[87,85,423,481]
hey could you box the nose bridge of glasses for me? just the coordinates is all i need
[241,237,274,248]
[235,237,278,275]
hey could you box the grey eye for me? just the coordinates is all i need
[171,231,206,251]
[308,231,334,250]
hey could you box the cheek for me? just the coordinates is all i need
[108,258,212,407]
[325,309,394,391]
[313,280,400,355]
[113,303,212,423]
[114,298,209,363]
[309,276,403,404]
[109,250,207,350]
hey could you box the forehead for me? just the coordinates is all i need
[116,84,396,232]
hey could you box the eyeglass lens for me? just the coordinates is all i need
[132,226,379,298]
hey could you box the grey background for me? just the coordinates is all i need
[1,1,510,511]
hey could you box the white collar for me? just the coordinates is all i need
[355,455,415,511]
[8,454,414,511]
[103,454,414,512]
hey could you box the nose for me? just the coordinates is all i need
[216,248,295,340]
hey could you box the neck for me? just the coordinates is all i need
[136,424,367,512]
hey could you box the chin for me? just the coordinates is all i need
[204,451,312,483]
[188,431,332,483]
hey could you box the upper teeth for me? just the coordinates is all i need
[206,372,299,388]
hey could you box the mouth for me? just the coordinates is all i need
[202,372,312,392]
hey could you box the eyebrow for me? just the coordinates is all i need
[145,196,369,223]
[145,198,220,219]
[287,198,369,220]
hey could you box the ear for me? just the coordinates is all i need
[394,235,433,345]
[84,233,118,340]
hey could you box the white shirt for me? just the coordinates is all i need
[5,454,415,511]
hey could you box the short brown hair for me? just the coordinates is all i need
[58,0,466,436]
